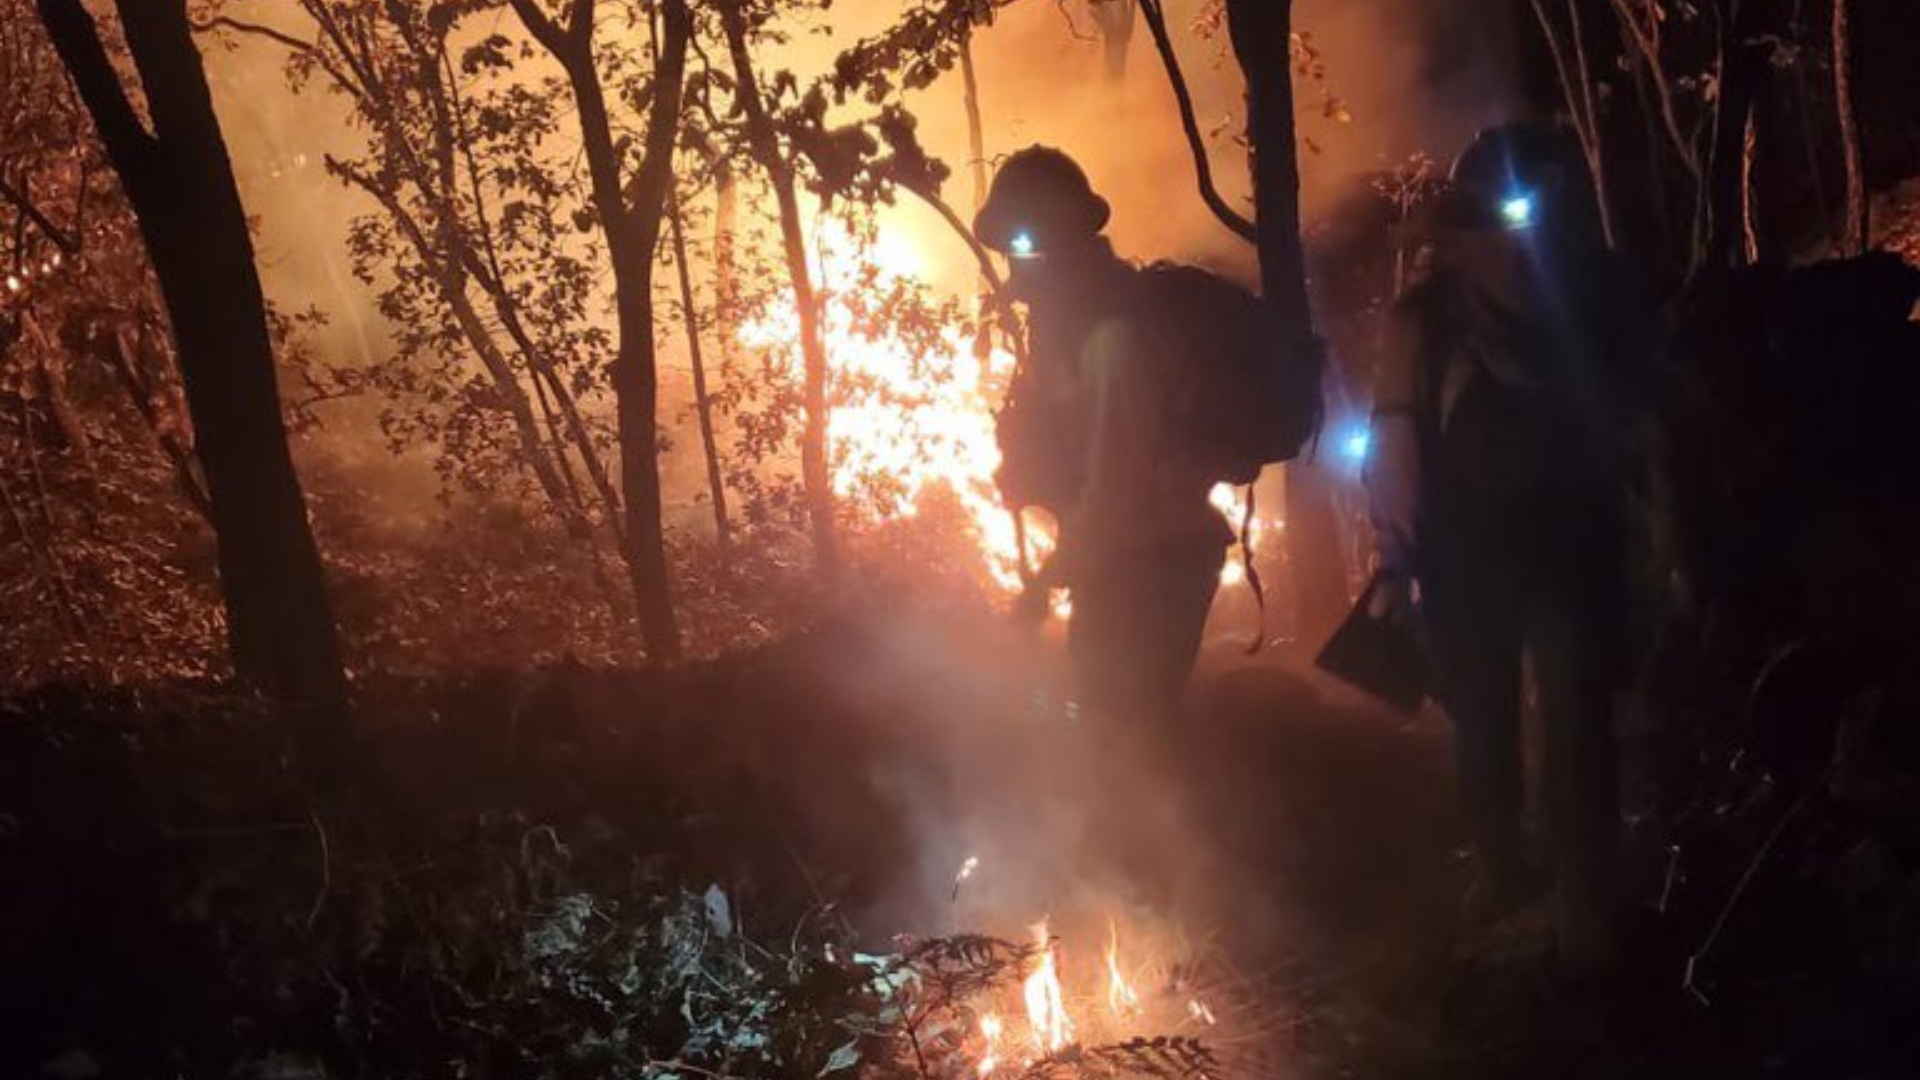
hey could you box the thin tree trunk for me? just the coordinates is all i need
[1703,3,1767,271]
[712,163,741,381]
[18,310,93,469]
[669,190,732,551]
[1833,0,1867,254]
[507,0,689,660]
[329,162,584,523]
[1531,0,1615,247]
[719,0,838,579]
[37,0,350,769]
[1742,106,1762,264]
[959,27,994,378]
[1224,0,1346,638]
[109,325,211,517]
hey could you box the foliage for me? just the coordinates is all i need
[1,0,224,683]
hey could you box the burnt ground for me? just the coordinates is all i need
[1,611,1915,1079]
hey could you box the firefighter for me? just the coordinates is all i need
[1364,122,1655,967]
[975,147,1233,733]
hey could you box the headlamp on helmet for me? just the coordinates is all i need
[1008,229,1040,260]
[1498,193,1537,230]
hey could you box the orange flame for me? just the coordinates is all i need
[737,228,1292,603]
[1104,919,1142,1018]
[977,1013,1005,1077]
[1022,921,1073,1054]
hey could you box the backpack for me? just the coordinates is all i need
[994,263,1324,512]
[1404,266,1648,547]
[1132,263,1325,485]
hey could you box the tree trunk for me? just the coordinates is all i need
[18,310,94,469]
[1833,0,1867,255]
[669,190,732,551]
[507,0,688,661]
[1224,0,1347,640]
[37,0,349,766]
[719,0,838,579]
[713,162,741,380]
[959,27,995,378]
[1529,0,1618,248]
[1702,3,1767,272]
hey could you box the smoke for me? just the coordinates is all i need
[872,0,1524,288]
[185,0,1528,564]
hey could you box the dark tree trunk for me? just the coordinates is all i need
[36,0,349,765]
[507,0,689,661]
[1702,2,1769,271]
[719,0,838,580]
[669,190,732,551]
[1224,0,1348,639]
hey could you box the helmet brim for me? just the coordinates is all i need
[974,192,1111,253]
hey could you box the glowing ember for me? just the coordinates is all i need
[1187,998,1218,1026]
[952,854,981,901]
[1104,919,1142,1018]
[1022,921,1073,1054]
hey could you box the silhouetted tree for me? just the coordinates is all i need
[507,0,692,659]
[716,0,840,580]
[35,0,348,760]
[1224,0,1347,638]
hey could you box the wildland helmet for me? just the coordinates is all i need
[974,146,1111,257]
[1443,121,1600,237]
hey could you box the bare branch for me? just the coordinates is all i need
[1135,0,1257,244]
[193,14,365,99]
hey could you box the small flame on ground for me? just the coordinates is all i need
[1023,922,1073,1054]
[977,1013,1005,1076]
[1104,919,1142,1018]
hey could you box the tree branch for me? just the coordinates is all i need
[1135,0,1257,243]
[193,14,365,100]
[0,172,80,254]
[505,0,571,58]
[625,0,690,237]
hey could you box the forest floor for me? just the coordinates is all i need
[2,610,1914,1079]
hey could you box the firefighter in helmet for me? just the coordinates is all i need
[1365,121,1655,968]
[976,146,1232,732]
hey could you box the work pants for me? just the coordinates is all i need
[1067,538,1225,732]
[1422,493,1627,901]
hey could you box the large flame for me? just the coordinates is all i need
[737,225,1276,598]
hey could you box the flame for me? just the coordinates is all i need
[977,1013,1005,1077]
[736,228,1042,591]
[735,227,1291,600]
[1104,919,1142,1018]
[1022,921,1073,1054]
